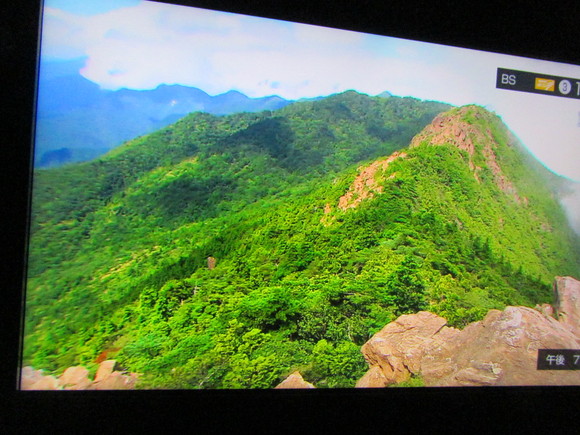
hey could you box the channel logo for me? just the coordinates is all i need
[535,78,555,91]
[497,68,580,100]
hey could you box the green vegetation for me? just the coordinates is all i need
[392,375,425,388]
[22,93,580,388]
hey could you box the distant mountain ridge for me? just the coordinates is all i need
[35,60,293,167]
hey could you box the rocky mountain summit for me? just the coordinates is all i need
[21,360,138,390]
[356,276,580,387]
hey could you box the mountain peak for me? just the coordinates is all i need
[219,89,246,98]
[376,91,393,98]
[410,105,488,155]
[410,105,523,203]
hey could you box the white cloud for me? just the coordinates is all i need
[41,0,580,181]
[41,7,91,59]
[560,182,580,235]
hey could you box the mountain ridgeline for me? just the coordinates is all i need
[24,92,580,389]
[35,63,293,168]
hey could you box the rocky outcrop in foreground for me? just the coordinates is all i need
[356,276,580,387]
[275,371,316,389]
[21,360,138,390]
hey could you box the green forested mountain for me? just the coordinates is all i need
[23,92,580,388]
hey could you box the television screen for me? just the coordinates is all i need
[18,0,580,391]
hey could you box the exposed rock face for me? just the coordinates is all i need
[94,360,117,382]
[409,106,521,202]
[337,151,407,211]
[422,307,580,386]
[59,366,91,390]
[409,109,479,155]
[357,276,580,387]
[20,367,61,390]
[534,303,554,317]
[20,360,138,390]
[321,151,407,226]
[554,276,580,331]
[356,366,390,388]
[91,371,139,390]
[355,311,452,387]
[275,371,316,389]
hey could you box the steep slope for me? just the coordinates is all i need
[406,106,579,280]
[22,96,579,389]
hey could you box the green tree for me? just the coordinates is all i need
[387,255,427,314]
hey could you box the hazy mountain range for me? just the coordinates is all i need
[35,59,294,167]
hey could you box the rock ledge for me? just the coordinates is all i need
[21,360,138,390]
[356,276,580,387]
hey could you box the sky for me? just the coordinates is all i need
[40,0,580,183]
